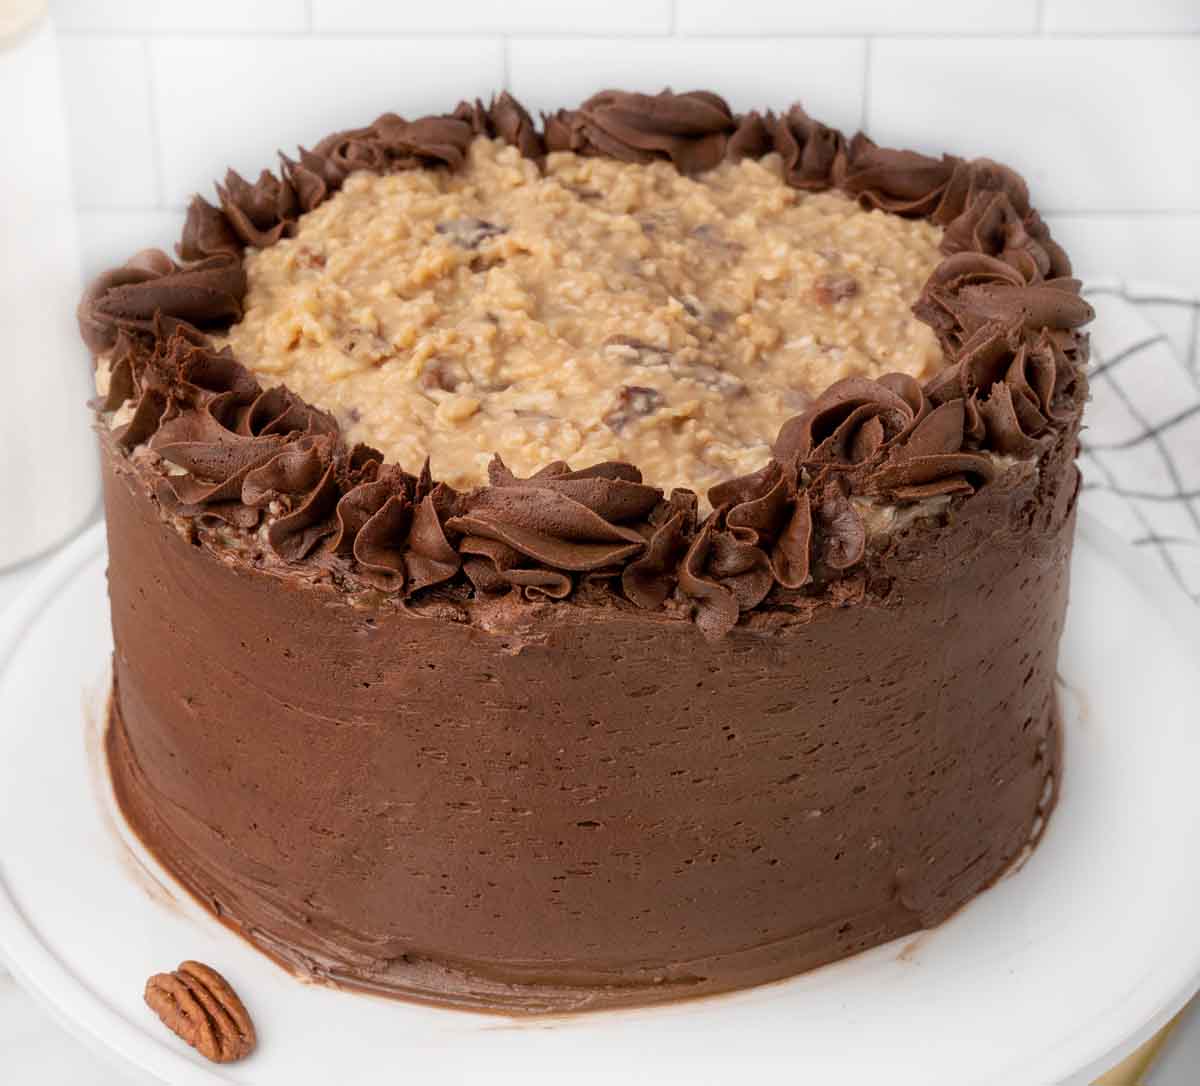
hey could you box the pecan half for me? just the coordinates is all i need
[814,272,859,305]
[145,960,256,1064]
[604,385,665,432]
[435,217,507,249]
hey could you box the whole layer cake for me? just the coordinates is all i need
[79,89,1093,1013]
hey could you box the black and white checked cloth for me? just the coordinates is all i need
[1077,282,1200,603]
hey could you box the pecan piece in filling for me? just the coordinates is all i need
[604,385,666,433]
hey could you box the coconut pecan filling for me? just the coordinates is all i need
[219,137,944,494]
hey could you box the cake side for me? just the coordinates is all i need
[101,411,1074,1013]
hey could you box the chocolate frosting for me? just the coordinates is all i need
[544,89,737,175]
[79,251,245,354]
[217,168,299,249]
[771,105,847,191]
[102,417,1073,1011]
[85,86,1089,1014]
[455,91,544,160]
[839,133,964,218]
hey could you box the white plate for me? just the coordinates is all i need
[1,516,1198,1086]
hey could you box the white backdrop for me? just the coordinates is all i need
[52,0,1200,305]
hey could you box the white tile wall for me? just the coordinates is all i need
[677,0,1039,36]
[312,0,673,35]
[53,1,1200,297]
[77,209,187,276]
[508,37,865,128]
[52,0,309,33]
[869,39,1200,215]
[150,36,504,208]
[1043,0,1200,33]
[58,36,158,208]
[1046,215,1200,290]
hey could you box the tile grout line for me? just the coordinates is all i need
[1044,209,1200,218]
[304,0,314,34]
[141,37,168,212]
[54,27,686,41]
[501,36,511,93]
[52,28,1200,41]
[1042,29,1200,38]
[1035,0,1047,34]
[58,28,314,39]
[668,0,677,36]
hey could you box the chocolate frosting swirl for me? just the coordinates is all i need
[544,89,737,175]
[770,105,847,191]
[79,250,245,354]
[447,458,660,598]
[621,489,699,609]
[774,372,996,503]
[454,92,545,160]
[217,168,300,249]
[915,252,1093,354]
[279,146,349,214]
[80,87,1093,637]
[709,462,814,590]
[941,189,1071,280]
[332,463,461,593]
[311,112,477,179]
[839,134,967,218]
[678,506,774,639]
[240,435,342,560]
[724,110,773,163]
[178,197,242,262]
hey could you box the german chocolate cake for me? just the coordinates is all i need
[79,90,1093,1013]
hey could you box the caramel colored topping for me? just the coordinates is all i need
[222,138,944,492]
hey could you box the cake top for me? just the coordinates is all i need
[222,138,944,493]
[78,89,1094,637]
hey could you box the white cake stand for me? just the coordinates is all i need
[1,516,1198,1086]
